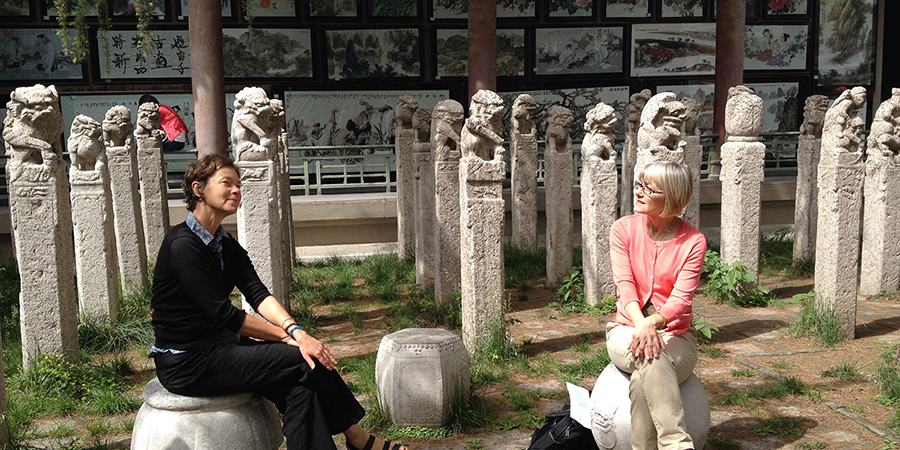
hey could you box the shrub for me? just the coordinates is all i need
[703,251,771,307]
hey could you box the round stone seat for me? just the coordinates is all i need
[375,328,470,428]
[589,363,710,450]
[131,377,283,450]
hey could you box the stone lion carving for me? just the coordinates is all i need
[412,107,433,146]
[102,105,135,154]
[396,96,419,129]
[4,84,63,182]
[135,102,166,144]
[823,86,867,157]
[637,92,686,154]
[512,94,537,135]
[867,88,900,158]
[680,97,701,136]
[546,105,574,155]
[432,100,464,162]
[68,115,105,172]
[232,87,274,162]
[582,103,617,161]
[799,95,830,139]
[724,85,764,140]
[626,89,652,136]
[461,89,505,161]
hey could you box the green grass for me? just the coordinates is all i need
[821,360,862,381]
[759,228,814,278]
[756,415,805,437]
[787,292,844,347]
[796,441,827,449]
[707,435,739,449]
[876,345,900,405]
[558,348,611,384]
[731,368,756,378]
[504,245,546,291]
[721,376,812,407]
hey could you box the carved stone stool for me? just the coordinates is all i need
[131,377,282,450]
[375,328,470,428]
[589,363,710,450]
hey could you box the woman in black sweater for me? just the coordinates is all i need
[150,155,407,450]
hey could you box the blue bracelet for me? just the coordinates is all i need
[287,324,304,336]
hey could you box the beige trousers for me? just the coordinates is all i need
[606,323,698,450]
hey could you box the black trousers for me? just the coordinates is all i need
[153,339,366,450]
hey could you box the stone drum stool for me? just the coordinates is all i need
[375,328,470,428]
[131,377,283,450]
[589,363,710,450]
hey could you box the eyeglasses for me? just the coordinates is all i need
[634,180,664,196]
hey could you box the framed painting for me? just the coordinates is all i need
[0,28,84,81]
[744,25,808,71]
[744,82,801,132]
[179,0,232,17]
[250,0,296,17]
[1,0,29,15]
[113,0,164,16]
[535,27,624,75]
[816,0,875,86]
[549,0,593,18]
[435,29,525,78]
[223,28,312,78]
[45,0,97,16]
[659,0,705,18]
[98,29,190,79]
[605,0,649,19]
[326,29,420,80]
[311,0,357,16]
[656,82,714,134]
[765,0,808,16]
[712,0,758,19]
[631,23,716,77]
[432,0,535,19]
[371,0,416,17]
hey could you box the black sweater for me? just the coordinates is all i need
[151,222,271,349]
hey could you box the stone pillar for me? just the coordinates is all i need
[271,99,294,310]
[793,95,829,263]
[413,107,436,289]
[68,115,120,319]
[232,87,285,308]
[621,89,651,217]
[395,96,418,260]
[712,0,746,180]
[189,0,228,158]
[860,88,900,296]
[135,103,170,262]
[719,86,766,280]
[680,97,702,228]
[103,105,149,296]
[815,86,868,340]
[459,90,506,352]
[510,94,538,248]
[467,0,497,99]
[633,92,686,212]
[544,106,574,287]
[432,100,465,305]
[580,103,618,305]
[4,84,79,367]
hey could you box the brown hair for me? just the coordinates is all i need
[182,155,238,211]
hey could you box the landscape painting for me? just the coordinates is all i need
[371,0,416,16]
[549,0,592,18]
[112,0,164,16]
[605,0,648,18]
[326,29,420,80]
[631,23,716,77]
[311,0,357,16]
[223,28,312,78]
[660,0,704,18]
[816,0,875,86]
[435,29,525,78]
[535,27,624,75]
[45,0,97,16]
[743,25,808,71]
[745,83,801,133]
[0,28,83,81]
[432,0,535,19]
[179,0,232,17]
[1,0,28,15]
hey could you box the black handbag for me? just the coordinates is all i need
[527,400,600,450]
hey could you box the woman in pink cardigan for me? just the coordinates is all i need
[607,160,707,450]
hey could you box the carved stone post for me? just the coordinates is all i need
[580,103,618,305]
[396,96,419,260]
[510,94,538,248]
[271,99,294,309]
[135,103,170,262]
[103,105,149,296]
[634,92,686,212]
[4,85,79,367]
[815,86,868,340]
[460,90,506,352]
[232,87,285,309]
[680,97,702,228]
[621,89,651,216]
[414,107,436,289]
[860,89,900,296]
[793,95,829,263]
[719,86,766,280]
[68,115,119,319]
[544,106,574,287]
[432,100,465,305]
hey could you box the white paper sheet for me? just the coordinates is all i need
[566,382,591,428]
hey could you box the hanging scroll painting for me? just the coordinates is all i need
[98,29,190,78]
[816,0,875,86]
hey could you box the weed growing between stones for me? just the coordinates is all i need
[702,250,771,307]
[787,292,844,347]
[549,266,616,316]
[756,415,804,437]
[721,375,813,407]
[820,359,863,381]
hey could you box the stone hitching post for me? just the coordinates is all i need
[413,107,436,289]
[459,90,506,351]
[432,100,465,305]
[815,86,868,340]
[232,87,286,309]
[68,115,120,319]
[680,97,702,228]
[103,105,149,296]
[4,84,79,366]
[621,89,651,216]
[860,88,900,296]
[793,95,829,263]
[135,102,170,261]
[580,103,618,305]
[271,99,295,306]
[634,92,686,212]
[510,94,538,248]
[719,86,766,280]
[396,96,419,260]
[544,106,575,287]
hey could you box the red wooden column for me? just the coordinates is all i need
[189,0,228,158]
[711,0,746,179]
[468,0,497,100]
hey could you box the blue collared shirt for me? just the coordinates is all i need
[185,212,227,270]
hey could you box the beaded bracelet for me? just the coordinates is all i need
[654,311,668,329]
[287,324,304,336]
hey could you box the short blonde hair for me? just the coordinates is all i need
[638,161,692,217]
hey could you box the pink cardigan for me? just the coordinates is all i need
[609,214,707,335]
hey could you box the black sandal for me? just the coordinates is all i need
[348,434,405,450]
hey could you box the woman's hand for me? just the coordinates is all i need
[628,316,665,360]
[291,331,337,371]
